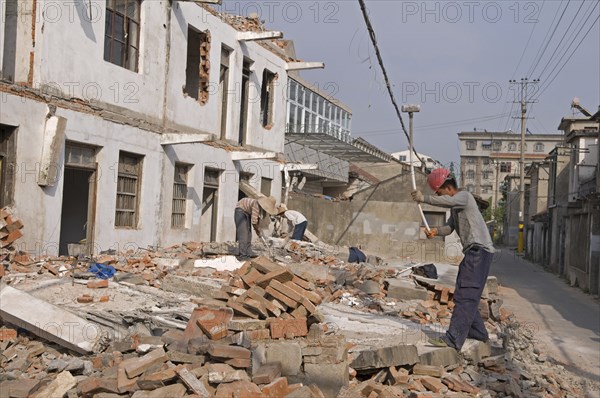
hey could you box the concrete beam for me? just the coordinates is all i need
[237,31,283,42]
[38,115,66,187]
[160,133,214,145]
[0,285,104,354]
[282,163,318,171]
[286,62,325,71]
[231,151,278,161]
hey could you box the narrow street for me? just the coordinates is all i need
[490,247,600,390]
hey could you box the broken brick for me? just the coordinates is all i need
[253,362,282,384]
[77,295,94,303]
[0,328,17,341]
[87,279,109,289]
[261,377,288,397]
[194,306,233,340]
[269,317,308,339]
[123,348,168,378]
[208,343,251,360]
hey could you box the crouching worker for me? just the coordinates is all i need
[277,204,308,241]
[411,168,495,351]
[234,196,278,259]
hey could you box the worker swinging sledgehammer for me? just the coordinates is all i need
[411,168,495,351]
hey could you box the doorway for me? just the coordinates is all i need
[59,143,97,256]
[200,169,220,242]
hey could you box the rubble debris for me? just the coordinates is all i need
[0,207,24,249]
[0,239,590,398]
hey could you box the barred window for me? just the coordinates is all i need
[104,0,141,71]
[115,152,143,227]
[466,170,475,179]
[500,162,512,173]
[171,164,189,229]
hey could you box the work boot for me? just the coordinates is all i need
[428,335,456,349]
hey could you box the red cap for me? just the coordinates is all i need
[427,168,451,192]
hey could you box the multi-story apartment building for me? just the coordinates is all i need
[458,130,564,208]
[0,1,320,256]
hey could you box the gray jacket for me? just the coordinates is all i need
[424,190,495,253]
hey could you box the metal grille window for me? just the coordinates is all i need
[171,164,189,229]
[104,0,141,71]
[115,152,142,227]
[500,162,512,173]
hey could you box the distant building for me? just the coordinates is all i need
[458,131,563,210]
[391,150,444,172]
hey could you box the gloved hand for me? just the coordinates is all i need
[425,228,438,239]
[411,190,424,203]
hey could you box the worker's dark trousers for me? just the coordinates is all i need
[234,208,254,257]
[291,221,308,241]
[445,246,493,350]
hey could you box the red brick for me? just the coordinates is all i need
[1,229,23,246]
[208,343,251,360]
[256,269,295,288]
[87,279,109,289]
[420,376,447,393]
[253,362,282,384]
[99,295,110,302]
[291,275,313,290]
[265,286,298,309]
[269,317,308,339]
[227,300,260,319]
[269,280,303,303]
[215,380,262,398]
[284,281,322,304]
[0,264,4,277]
[250,257,282,274]
[261,377,288,397]
[225,358,252,368]
[0,328,17,341]
[123,348,168,378]
[78,377,119,396]
[194,306,233,340]
[77,295,94,303]
[241,267,263,287]
[242,298,269,318]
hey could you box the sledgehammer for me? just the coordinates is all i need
[260,235,275,261]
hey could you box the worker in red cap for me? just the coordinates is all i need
[411,168,495,351]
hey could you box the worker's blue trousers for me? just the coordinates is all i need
[445,246,493,350]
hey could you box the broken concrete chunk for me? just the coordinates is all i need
[385,279,429,300]
[351,345,418,370]
[207,363,251,384]
[252,362,282,385]
[34,370,77,398]
[123,348,168,378]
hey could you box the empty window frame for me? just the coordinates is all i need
[508,142,517,151]
[534,142,544,152]
[260,69,276,127]
[482,171,490,180]
[171,164,189,229]
[466,157,475,164]
[219,46,231,139]
[492,140,502,151]
[184,26,210,104]
[466,170,475,179]
[115,151,143,227]
[0,125,17,207]
[238,59,252,144]
[261,177,272,196]
[104,0,141,71]
[482,142,492,150]
[466,141,476,150]
[500,162,512,173]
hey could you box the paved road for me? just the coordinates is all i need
[489,247,600,383]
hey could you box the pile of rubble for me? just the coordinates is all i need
[0,235,591,398]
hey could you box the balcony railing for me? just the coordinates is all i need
[285,123,352,144]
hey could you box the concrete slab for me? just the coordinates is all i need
[385,279,429,300]
[193,256,245,272]
[161,275,223,297]
[320,303,428,347]
[0,285,104,354]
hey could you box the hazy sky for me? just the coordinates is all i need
[219,0,599,167]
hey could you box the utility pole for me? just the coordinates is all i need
[509,78,539,254]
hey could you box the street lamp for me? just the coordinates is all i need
[401,104,430,232]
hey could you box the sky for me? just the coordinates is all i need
[219,0,600,167]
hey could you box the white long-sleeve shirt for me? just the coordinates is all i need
[283,210,307,225]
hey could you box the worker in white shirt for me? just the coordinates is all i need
[277,204,308,241]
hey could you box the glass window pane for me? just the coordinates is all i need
[114,14,125,41]
[297,86,304,105]
[115,0,126,14]
[112,41,124,66]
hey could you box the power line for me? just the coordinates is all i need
[356,0,425,164]
[526,0,570,78]
[533,9,599,99]
[511,0,547,79]
[536,0,587,79]
[354,113,511,136]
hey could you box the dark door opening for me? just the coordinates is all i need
[59,168,93,255]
